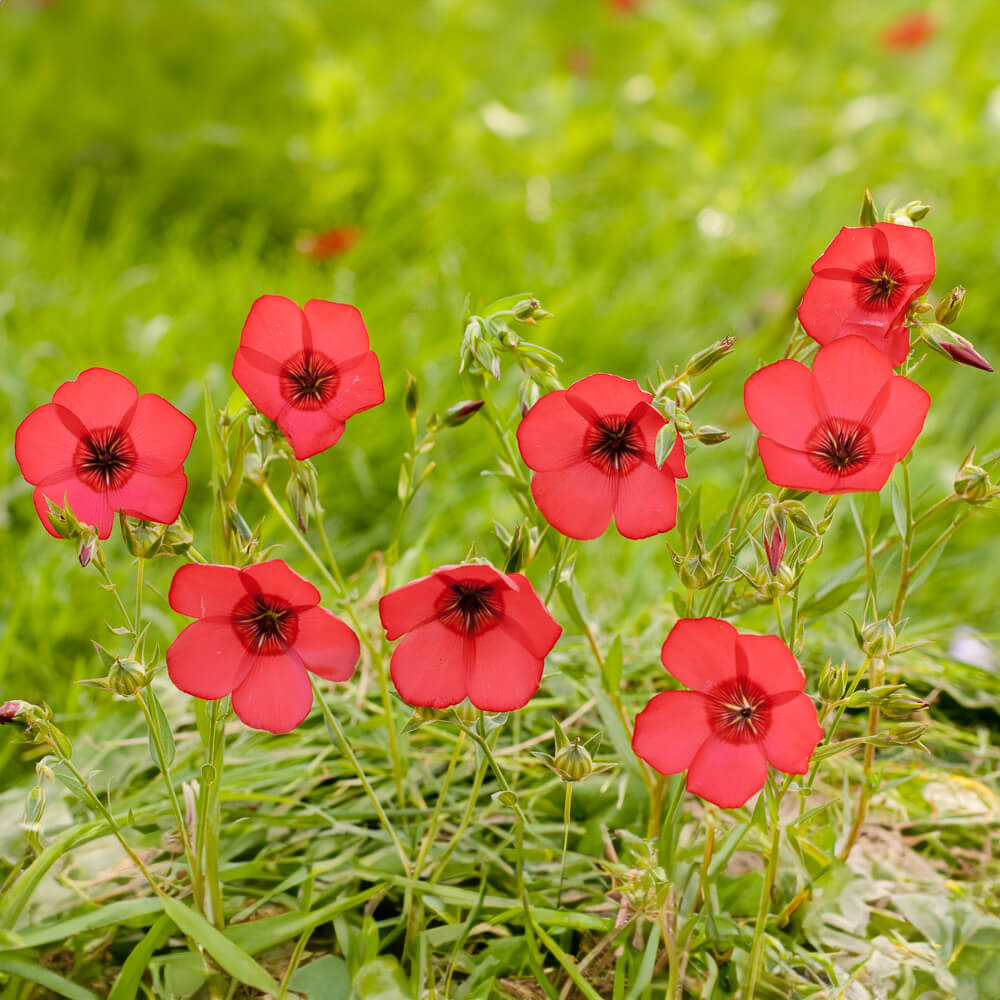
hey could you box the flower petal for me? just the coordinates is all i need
[565,373,652,421]
[167,618,254,699]
[761,693,823,774]
[735,634,805,695]
[516,390,590,471]
[303,300,372,360]
[14,403,81,484]
[239,295,308,359]
[501,574,562,658]
[660,617,739,693]
[231,653,313,733]
[51,368,138,431]
[743,360,822,450]
[757,438,896,494]
[169,564,246,618]
[276,406,346,460]
[467,625,544,711]
[632,690,712,775]
[613,459,680,539]
[127,394,196,475]
[867,376,930,457]
[233,346,286,421]
[685,736,767,809]
[812,337,894,422]
[389,620,468,708]
[293,607,360,682]
[530,462,615,539]
[33,478,114,539]
[326,351,385,420]
[241,560,321,608]
[112,468,189,526]
[379,574,449,640]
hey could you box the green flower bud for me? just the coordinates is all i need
[120,516,168,558]
[935,285,966,325]
[694,425,730,446]
[108,657,147,697]
[887,722,929,746]
[860,619,897,659]
[403,372,420,421]
[451,700,479,726]
[685,336,738,376]
[443,400,485,427]
[817,660,847,703]
[859,189,878,227]
[880,689,929,720]
[675,381,695,411]
[954,454,993,503]
[553,740,594,782]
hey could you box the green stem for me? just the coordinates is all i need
[197,699,226,928]
[556,782,572,907]
[310,677,411,873]
[429,753,489,883]
[841,658,885,859]
[134,557,144,633]
[891,461,914,624]
[461,721,527,826]
[743,775,791,999]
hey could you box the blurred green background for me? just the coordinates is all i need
[3,0,1000,762]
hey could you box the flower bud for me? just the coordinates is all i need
[694,425,729,446]
[443,400,485,427]
[935,286,966,325]
[886,722,929,746]
[685,336,738,376]
[859,189,878,227]
[0,700,27,724]
[880,689,929,720]
[512,298,550,323]
[860,619,897,659]
[403,372,420,421]
[161,518,194,557]
[846,683,904,708]
[763,520,786,577]
[108,657,147,697]
[668,546,714,590]
[672,410,693,435]
[817,659,847,703]
[502,524,526,575]
[675,381,695,411]
[553,740,594,782]
[23,784,46,830]
[120,516,168,559]
[78,530,100,568]
[286,461,322,533]
[941,340,993,373]
[954,457,993,503]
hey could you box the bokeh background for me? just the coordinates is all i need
[3,0,1000,775]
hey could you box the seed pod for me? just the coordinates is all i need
[553,740,595,782]
[935,286,966,325]
[452,700,480,726]
[817,660,847,703]
[108,657,147,697]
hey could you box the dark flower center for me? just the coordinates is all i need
[280,350,340,410]
[807,419,874,475]
[232,593,299,655]
[73,427,137,491]
[706,678,771,744]
[857,257,906,310]
[584,416,644,475]
[436,582,502,637]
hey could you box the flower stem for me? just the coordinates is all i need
[841,657,885,859]
[556,782,572,907]
[196,699,226,927]
[743,775,791,999]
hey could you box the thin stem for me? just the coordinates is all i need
[841,658,885,859]
[429,753,489,883]
[556,782,572,907]
[461,721,527,826]
[891,461,914,624]
[201,699,226,928]
[310,677,411,873]
[134,557,145,632]
[743,775,791,999]
[93,559,136,636]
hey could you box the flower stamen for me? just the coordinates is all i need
[73,427,137,491]
[437,582,502,636]
[280,351,340,410]
[584,416,644,475]
[232,594,299,654]
[807,419,874,475]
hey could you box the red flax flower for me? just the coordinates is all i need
[516,374,688,540]
[379,563,561,711]
[798,223,935,366]
[880,12,936,52]
[232,295,384,460]
[167,560,359,734]
[14,368,195,539]
[745,336,929,494]
[633,618,822,809]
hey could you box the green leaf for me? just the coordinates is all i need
[654,425,676,468]
[861,490,881,539]
[160,896,281,994]
[602,634,623,692]
[108,915,173,1000]
[0,958,99,1000]
[146,688,175,769]
[800,577,861,617]
[890,480,908,539]
[289,955,351,1000]
[14,898,163,949]
[352,958,410,1000]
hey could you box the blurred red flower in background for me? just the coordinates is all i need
[744,336,929,494]
[14,367,195,539]
[880,12,936,52]
[232,295,384,460]
[632,618,822,809]
[797,223,935,366]
[517,374,687,540]
[296,226,362,260]
[167,560,359,734]
[379,563,561,711]
[607,0,640,13]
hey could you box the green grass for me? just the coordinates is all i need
[3,0,1000,997]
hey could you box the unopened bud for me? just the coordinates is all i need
[120,516,167,558]
[78,532,100,568]
[403,372,420,421]
[817,660,847,703]
[954,458,992,503]
[686,336,738,376]
[860,619,897,659]
[901,200,932,222]
[0,700,26,724]
[880,689,929,720]
[672,410,693,435]
[695,425,729,446]
[669,546,714,590]
[941,340,993,373]
[502,524,526,575]
[443,400,485,427]
[286,461,322,533]
[763,521,786,577]
[512,298,550,323]
[887,722,929,745]
[675,381,695,411]
[935,286,966,325]
[553,740,595,782]
[859,189,878,227]
[108,657,146,697]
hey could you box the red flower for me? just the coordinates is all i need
[798,223,935,366]
[880,12,936,51]
[516,374,688,540]
[633,618,822,809]
[232,295,385,460]
[167,560,359,734]
[379,563,561,712]
[14,367,195,539]
[296,226,362,260]
[607,0,639,13]
[745,336,929,494]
